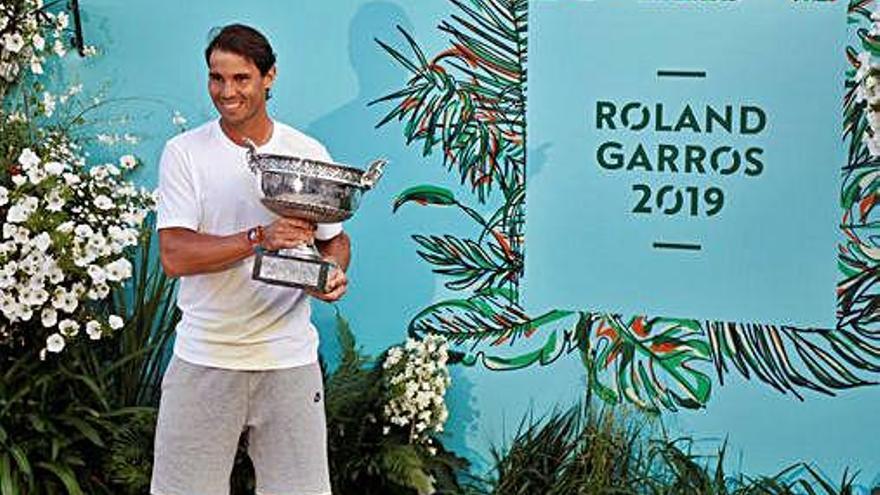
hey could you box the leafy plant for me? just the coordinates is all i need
[0,223,178,495]
[324,312,467,495]
[464,399,864,495]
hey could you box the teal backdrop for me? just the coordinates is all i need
[58,0,880,488]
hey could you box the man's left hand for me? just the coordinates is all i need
[308,267,347,302]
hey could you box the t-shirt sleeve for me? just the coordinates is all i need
[313,142,344,241]
[156,142,200,231]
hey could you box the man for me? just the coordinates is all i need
[150,24,346,495]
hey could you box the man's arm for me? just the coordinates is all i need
[159,218,317,278]
[159,228,253,278]
[310,231,351,302]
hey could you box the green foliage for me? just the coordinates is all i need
[101,409,157,493]
[464,400,864,495]
[324,312,468,495]
[0,349,114,494]
[0,224,179,494]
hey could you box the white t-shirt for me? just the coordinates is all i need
[156,119,342,370]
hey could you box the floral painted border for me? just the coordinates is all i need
[373,0,880,413]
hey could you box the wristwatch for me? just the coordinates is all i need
[246,225,265,247]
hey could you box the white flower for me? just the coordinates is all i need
[63,173,81,185]
[32,34,45,51]
[41,308,58,328]
[52,289,78,313]
[104,258,132,282]
[44,161,64,175]
[172,111,187,126]
[53,38,66,57]
[74,224,93,239]
[2,33,24,53]
[0,186,8,207]
[57,221,75,234]
[57,12,70,29]
[59,319,79,337]
[30,59,43,75]
[87,283,109,300]
[26,165,47,185]
[18,148,40,170]
[86,320,102,340]
[0,294,18,319]
[46,333,65,353]
[42,92,56,117]
[46,190,65,212]
[90,165,109,180]
[47,267,63,284]
[11,175,26,187]
[82,45,97,57]
[7,203,30,223]
[87,264,107,284]
[12,226,29,245]
[93,195,114,210]
[108,314,123,330]
[31,232,52,253]
[119,154,137,170]
[0,16,7,31]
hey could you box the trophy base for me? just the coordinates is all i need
[252,247,333,292]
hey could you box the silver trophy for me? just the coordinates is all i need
[244,140,387,292]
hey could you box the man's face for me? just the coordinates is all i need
[208,49,275,126]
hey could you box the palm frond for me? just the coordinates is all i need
[413,234,517,291]
[372,0,527,204]
[706,323,879,400]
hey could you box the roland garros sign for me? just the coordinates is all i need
[524,0,847,328]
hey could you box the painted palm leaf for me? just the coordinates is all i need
[373,0,528,269]
[706,323,879,399]
[412,234,517,291]
[407,288,588,370]
[586,316,712,413]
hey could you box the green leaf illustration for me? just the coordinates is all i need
[586,316,712,412]
[393,185,457,212]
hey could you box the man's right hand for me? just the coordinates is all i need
[261,218,317,251]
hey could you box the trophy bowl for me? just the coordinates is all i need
[245,140,387,291]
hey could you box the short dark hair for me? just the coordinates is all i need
[205,24,276,76]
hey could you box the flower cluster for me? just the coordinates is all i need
[855,10,880,157]
[0,0,93,90]
[381,335,451,452]
[854,50,880,156]
[0,131,155,357]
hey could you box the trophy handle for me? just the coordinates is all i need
[360,159,388,190]
[243,138,259,174]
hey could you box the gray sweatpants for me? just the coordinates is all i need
[150,356,331,495]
